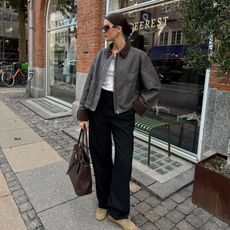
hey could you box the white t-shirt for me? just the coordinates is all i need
[102,59,115,92]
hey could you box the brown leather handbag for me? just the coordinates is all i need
[66,128,92,196]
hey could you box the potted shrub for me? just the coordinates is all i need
[178,0,230,224]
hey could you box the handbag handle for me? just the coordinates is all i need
[78,128,89,155]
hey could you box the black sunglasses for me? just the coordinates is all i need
[102,24,116,32]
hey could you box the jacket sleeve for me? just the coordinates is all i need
[133,52,161,116]
[77,55,97,121]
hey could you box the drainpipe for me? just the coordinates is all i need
[26,0,34,97]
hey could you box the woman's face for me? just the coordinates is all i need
[102,19,121,42]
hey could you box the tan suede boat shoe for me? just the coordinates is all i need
[95,208,108,221]
[108,215,137,230]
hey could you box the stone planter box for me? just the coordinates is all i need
[192,153,230,225]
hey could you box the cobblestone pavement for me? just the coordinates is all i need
[0,91,229,230]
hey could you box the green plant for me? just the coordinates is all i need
[178,0,230,75]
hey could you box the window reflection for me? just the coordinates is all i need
[47,0,77,103]
[124,1,208,153]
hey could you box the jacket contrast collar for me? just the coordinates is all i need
[106,42,130,59]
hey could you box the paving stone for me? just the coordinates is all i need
[19,201,33,213]
[1,165,12,173]
[130,207,139,217]
[178,187,192,199]
[0,170,10,197]
[153,205,169,217]
[17,161,76,212]
[155,217,175,230]
[185,184,193,192]
[5,171,17,182]
[0,162,11,169]
[14,194,29,205]
[161,199,177,210]
[9,184,22,192]
[0,156,7,164]
[27,209,37,220]
[130,181,141,193]
[176,220,196,230]
[3,141,63,173]
[145,196,161,208]
[166,209,185,224]
[199,221,222,230]
[141,222,158,230]
[0,195,27,230]
[0,127,43,148]
[144,210,161,222]
[148,168,194,199]
[12,189,26,198]
[176,199,197,215]
[38,194,120,230]
[135,202,152,215]
[26,218,43,230]
[35,227,45,230]
[185,213,206,228]
[0,117,28,132]
[8,180,20,187]
[210,217,229,229]
[192,208,212,221]
[130,196,140,206]
[171,193,186,204]
[134,190,151,202]
[132,214,148,227]
[22,212,30,223]
[132,167,156,187]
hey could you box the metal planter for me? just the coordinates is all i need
[192,153,230,225]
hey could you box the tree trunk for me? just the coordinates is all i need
[18,0,27,63]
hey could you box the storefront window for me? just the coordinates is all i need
[109,0,152,11]
[115,0,208,155]
[47,0,77,103]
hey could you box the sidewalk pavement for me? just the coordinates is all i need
[0,88,229,230]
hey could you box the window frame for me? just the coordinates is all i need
[46,0,77,104]
[107,0,178,14]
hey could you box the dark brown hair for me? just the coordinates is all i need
[105,13,133,37]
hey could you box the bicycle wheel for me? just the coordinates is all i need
[1,72,15,87]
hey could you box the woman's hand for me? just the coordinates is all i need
[80,121,89,130]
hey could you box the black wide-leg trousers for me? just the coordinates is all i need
[89,89,135,219]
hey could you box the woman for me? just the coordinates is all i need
[77,13,161,230]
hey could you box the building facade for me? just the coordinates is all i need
[0,1,19,63]
[29,0,230,162]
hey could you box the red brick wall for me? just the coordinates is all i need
[209,65,230,91]
[32,0,48,68]
[76,0,106,73]
[31,0,106,71]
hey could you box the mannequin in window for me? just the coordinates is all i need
[63,31,76,84]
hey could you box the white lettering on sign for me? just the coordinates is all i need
[130,16,169,31]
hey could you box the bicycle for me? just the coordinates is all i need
[1,62,28,87]
[0,62,13,86]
